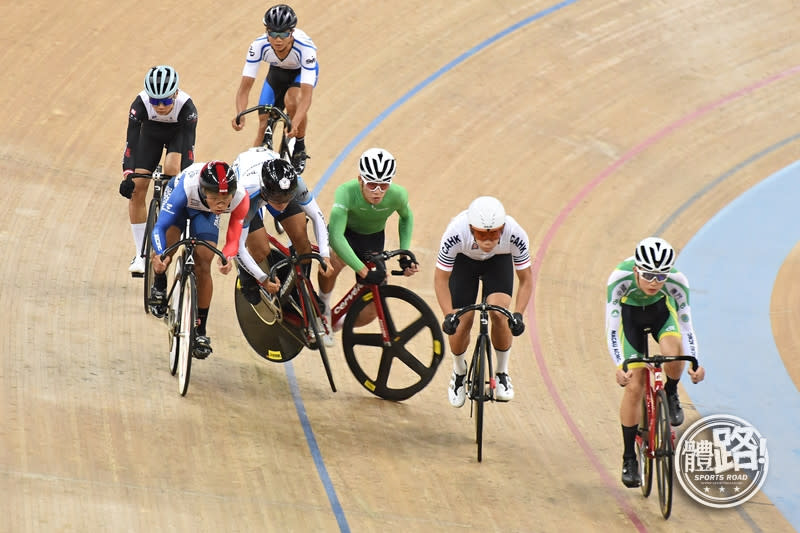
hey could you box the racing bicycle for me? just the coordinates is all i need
[445,299,522,462]
[234,235,444,401]
[622,328,698,519]
[157,227,228,396]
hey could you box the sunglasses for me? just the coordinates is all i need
[471,227,503,241]
[362,180,391,192]
[639,270,668,282]
[267,29,292,39]
[149,97,174,106]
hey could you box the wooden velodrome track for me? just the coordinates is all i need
[3,1,799,531]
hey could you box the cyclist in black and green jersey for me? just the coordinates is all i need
[606,236,706,488]
[322,148,418,330]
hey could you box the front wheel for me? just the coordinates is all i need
[298,280,336,393]
[177,272,197,396]
[655,389,674,519]
[469,336,488,462]
[341,285,444,401]
[638,395,653,497]
[142,198,159,313]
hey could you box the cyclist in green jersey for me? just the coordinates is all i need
[606,236,706,488]
[322,148,418,329]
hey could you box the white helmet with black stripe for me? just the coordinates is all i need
[634,237,675,273]
[359,148,396,182]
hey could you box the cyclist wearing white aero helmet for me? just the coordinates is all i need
[606,236,706,488]
[119,65,198,274]
[324,148,418,330]
[435,196,531,406]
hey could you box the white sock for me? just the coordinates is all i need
[131,223,146,255]
[452,352,467,374]
[495,348,510,374]
[320,290,332,313]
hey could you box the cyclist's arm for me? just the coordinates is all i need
[170,99,198,163]
[221,194,250,259]
[513,265,533,316]
[396,190,414,250]
[300,197,330,258]
[151,185,187,255]
[605,270,629,367]
[666,273,699,360]
[328,200,366,273]
[122,97,146,174]
[433,266,455,316]
[234,76,256,117]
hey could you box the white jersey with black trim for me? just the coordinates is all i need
[435,211,531,271]
[138,89,192,123]
[231,149,329,283]
[241,29,318,86]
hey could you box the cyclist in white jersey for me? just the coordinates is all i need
[119,65,198,274]
[231,4,318,173]
[231,149,333,312]
[435,196,531,405]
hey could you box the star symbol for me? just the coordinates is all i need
[734,487,741,492]
[704,487,711,493]
[719,487,726,493]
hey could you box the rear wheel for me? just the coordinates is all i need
[142,198,159,313]
[655,389,674,519]
[341,285,444,401]
[638,395,653,497]
[177,272,197,396]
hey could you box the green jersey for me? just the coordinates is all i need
[605,258,698,366]
[328,180,414,271]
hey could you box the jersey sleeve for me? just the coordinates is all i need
[507,218,532,270]
[435,218,463,272]
[605,268,629,367]
[221,194,250,258]
[122,96,147,172]
[665,272,700,361]
[328,186,365,272]
[242,38,266,78]
[301,197,330,258]
[152,180,188,255]
[395,187,413,250]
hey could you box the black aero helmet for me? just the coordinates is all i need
[199,160,237,195]
[263,4,297,31]
[260,158,298,202]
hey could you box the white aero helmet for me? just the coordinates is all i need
[144,65,179,99]
[467,196,506,230]
[359,148,396,182]
[634,237,675,273]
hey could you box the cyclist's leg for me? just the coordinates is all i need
[127,132,164,269]
[256,72,280,147]
[189,211,220,356]
[480,255,515,399]
[150,224,182,317]
[342,229,385,326]
[657,304,686,425]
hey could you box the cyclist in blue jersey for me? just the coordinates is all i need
[231,4,317,174]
